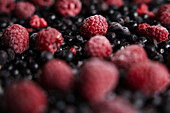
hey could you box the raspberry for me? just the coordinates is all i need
[80,15,108,38]
[39,59,74,92]
[29,0,54,7]
[30,15,48,28]
[105,0,124,7]
[132,0,152,4]
[111,44,148,70]
[80,58,119,104]
[14,2,35,19]
[136,4,155,18]
[137,23,150,36]
[0,0,15,14]
[85,35,112,58]
[2,24,29,54]
[156,4,170,27]
[36,28,64,54]
[56,0,82,17]
[126,60,169,95]
[30,15,40,28]
[93,96,139,113]
[4,79,47,113]
[146,26,169,42]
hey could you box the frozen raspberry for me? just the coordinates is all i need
[85,35,112,58]
[39,59,74,92]
[137,23,150,36]
[93,96,139,113]
[127,60,169,95]
[80,58,119,104]
[14,2,35,19]
[111,44,148,70]
[132,0,152,4]
[105,0,124,7]
[29,0,54,7]
[56,0,82,17]
[2,24,29,54]
[156,4,170,27]
[4,79,47,113]
[146,26,169,42]
[0,0,15,14]
[36,28,64,54]
[30,15,40,28]
[80,15,108,38]
[30,15,48,28]
[136,4,155,18]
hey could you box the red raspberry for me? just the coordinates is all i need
[105,0,124,7]
[85,35,112,58]
[111,44,148,70]
[132,0,152,4]
[80,15,108,38]
[93,96,139,113]
[156,4,170,27]
[137,23,150,36]
[56,0,82,17]
[30,15,48,28]
[30,15,41,28]
[14,2,35,19]
[136,4,155,18]
[2,24,29,54]
[146,26,169,42]
[39,59,74,92]
[0,0,15,14]
[29,0,54,7]
[4,79,47,113]
[36,28,64,54]
[80,58,119,104]
[126,60,169,95]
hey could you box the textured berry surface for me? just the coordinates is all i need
[85,35,112,58]
[80,15,108,38]
[36,28,64,54]
[93,96,139,113]
[4,80,47,113]
[105,0,124,7]
[0,0,15,14]
[156,4,170,27]
[136,4,155,18]
[146,26,169,42]
[56,0,82,17]
[2,24,29,54]
[29,0,54,6]
[137,23,150,36]
[111,45,148,70]
[80,58,119,104]
[127,61,169,95]
[14,2,35,19]
[132,0,152,4]
[39,59,74,91]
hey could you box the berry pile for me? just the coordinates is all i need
[0,0,169,113]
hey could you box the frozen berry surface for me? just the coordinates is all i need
[0,0,169,113]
